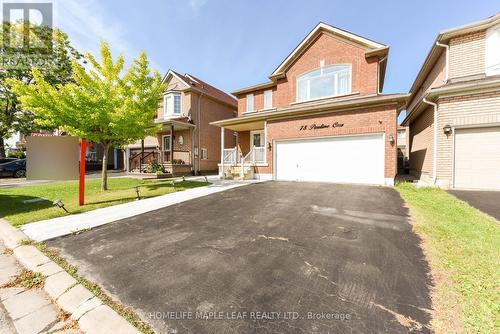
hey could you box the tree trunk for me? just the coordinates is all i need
[101,143,110,191]
[0,137,5,159]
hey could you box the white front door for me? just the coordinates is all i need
[275,134,385,185]
[454,127,500,190]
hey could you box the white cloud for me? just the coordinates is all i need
[55,0,133,59]
[188,0,208,13]
[53,0,164,73]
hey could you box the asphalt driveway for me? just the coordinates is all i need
[448,189,500,221]
[47,182,432,334]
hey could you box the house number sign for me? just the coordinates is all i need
[299,122,344,131]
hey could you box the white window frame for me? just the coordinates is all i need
[263,90,272,110]
[296,64,352,102]
[249,130,265,148]
[485,24,500,76]
[161,135,171,152]
[163,92,182,118]
[246,93,254,112]
[201,148,208,160]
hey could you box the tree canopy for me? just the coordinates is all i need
[8,41,165,190]
[0,22,82,157]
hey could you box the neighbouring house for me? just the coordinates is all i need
[212,22,407,185]
[402,13,500,190]
[126,70,237,176]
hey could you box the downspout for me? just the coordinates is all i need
[423,97,438,184]
[377,55,387,95]
[197,92,204,175]
[436,41,449,82]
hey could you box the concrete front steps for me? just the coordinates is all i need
[223,165,254,180]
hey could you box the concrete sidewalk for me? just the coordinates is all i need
[0,240,79,334]
[0,221,141,334]
[21,176,264,242]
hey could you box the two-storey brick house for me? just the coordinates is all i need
[126,70,237,175]
[212,22,407,185]
[402,13,500,190]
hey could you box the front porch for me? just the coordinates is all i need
[128,119,195,176]
[219,120,268,180]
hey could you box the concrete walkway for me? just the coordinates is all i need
[21,176,264,242]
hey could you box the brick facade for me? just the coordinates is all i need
[255,105,398,178]
[449,31,486,79]
[214,24,403,184]
[236,32,380,116]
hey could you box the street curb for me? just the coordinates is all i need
[0,218,141,334]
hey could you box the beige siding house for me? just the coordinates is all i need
[403,13,500,190]
[126,70,237,175]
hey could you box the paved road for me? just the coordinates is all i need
[448,190,500,221]
[47,182,432,334]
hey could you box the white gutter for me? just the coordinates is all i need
[423,97,438,184]
[377,55,387,94]
[435,41,449,82]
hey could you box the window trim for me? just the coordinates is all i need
[246,93,254,112]
[296,64,352,102]
[161,135,171,152]
[263,89,273,110]
[249,130,265,148]
[163,92,182,118]
[201,148,208,160]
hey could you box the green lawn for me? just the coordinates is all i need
[396,183,499,334]
[0,177,208,226]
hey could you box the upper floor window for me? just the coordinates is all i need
[486,24,500,76]
[164,93,181,117]
[296,64,352,102]
[246,93,254,112]
[263,90,272,109]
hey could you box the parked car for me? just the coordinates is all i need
[0,159,26,178]
[0,157,18,164]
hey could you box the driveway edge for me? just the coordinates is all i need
[0,219,142,334]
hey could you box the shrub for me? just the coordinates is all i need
[7,151,26,159]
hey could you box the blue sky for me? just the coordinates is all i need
[54,0,499,122]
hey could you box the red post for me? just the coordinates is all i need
[79,138,87,206]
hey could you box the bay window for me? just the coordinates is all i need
[296,64,352,102]
[164,93,181,118]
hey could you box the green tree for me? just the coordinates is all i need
[8,42,164,190]
[0,22,82,158]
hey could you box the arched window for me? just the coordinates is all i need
[296,64,352,102]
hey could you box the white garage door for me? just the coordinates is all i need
[275,134,385,185]
[454,127,500,190]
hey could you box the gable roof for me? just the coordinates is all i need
[269,22,388,79]
[232,22,389,96]
[162,70,237,107]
